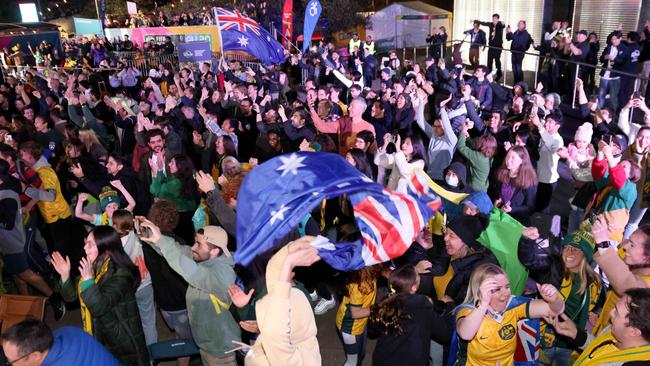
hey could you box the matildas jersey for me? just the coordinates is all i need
[454,296,530,366]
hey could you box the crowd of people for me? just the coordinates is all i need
[2,9,650,366]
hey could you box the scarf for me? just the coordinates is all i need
[78,257,111,335]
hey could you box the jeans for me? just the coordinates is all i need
[512,54,525,83]
[337,329,367,366]
[135,283,157,345]
[541,346,572,366]
[624,197,648,239]
[487,48,502,76]
[598,77,621,112]
[161,308,193,340]
[469,47,480,69]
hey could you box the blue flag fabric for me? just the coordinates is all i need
[235,152,437,270]
[302,0,322,54]
[214,8,285,65]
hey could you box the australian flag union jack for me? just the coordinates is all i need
[213,7,285,65]
[235,152,438,271]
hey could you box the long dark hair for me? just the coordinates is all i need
[347,148,373,179]
[170,154,198,201]
[370,265,418,335]
[90,226,140,287]
[405,134,428,166]
[219,134,238,158]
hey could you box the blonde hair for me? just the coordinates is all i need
[463,263,506,305]
[79,128,101,153]
[564,253,601,296]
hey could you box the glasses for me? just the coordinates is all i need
[5,351,33,365]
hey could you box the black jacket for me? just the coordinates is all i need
[506,30,534,53]
[478,21,505,46]
[369,294,450,366]
[488,179,537,225]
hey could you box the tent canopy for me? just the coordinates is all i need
[366,1,451,52]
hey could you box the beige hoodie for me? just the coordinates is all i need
[244,245,321,366]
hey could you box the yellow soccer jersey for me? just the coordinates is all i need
[336,280,376,335]
[455,297,529,366]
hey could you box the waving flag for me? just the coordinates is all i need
[214,7,285,65]
[235,152,437,270]
[301,0,322,53]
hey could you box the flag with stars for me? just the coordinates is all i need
[214,7,285,65]
[235,152,438,270]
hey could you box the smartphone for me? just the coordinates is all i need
[134,218,152,237]
[633,91,641,99]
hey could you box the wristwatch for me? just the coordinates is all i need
[596,241,611,249]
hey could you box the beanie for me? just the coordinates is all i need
[563,228,596,262]
[447,214,490,249]
[574,122,593,143]
[99,186,120,211]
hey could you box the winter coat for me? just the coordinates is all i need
[60,260,149,366]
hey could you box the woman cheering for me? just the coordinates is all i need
[52,226,149,366]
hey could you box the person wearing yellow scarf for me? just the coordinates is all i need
[547,288,650,366]
[52,226,149,366]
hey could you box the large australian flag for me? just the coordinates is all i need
[235,152,440,271]
[214,7,285,65]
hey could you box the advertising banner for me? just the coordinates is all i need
[74,18,103,35]
[177,42,212,63]
[104,26,222,52]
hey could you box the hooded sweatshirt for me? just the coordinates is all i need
[245,245,321,366]
[153,235,241,358]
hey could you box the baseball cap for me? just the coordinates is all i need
[202,226,231,257]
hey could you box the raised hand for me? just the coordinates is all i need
[195,170,216,193]
[51,251,71,283]
[227,284,254,308]
[537,283,560,303]
[79,257,95,281]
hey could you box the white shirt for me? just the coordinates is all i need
[537,129,564,183]
[603,46,619,80]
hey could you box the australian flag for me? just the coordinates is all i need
[235,152,438,271]
[214,7,285,65]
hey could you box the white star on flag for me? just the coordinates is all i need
[276,153,306,176]
[269,204,290,225]
[237,35,249,47]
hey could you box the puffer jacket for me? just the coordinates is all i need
[61,260,149,366]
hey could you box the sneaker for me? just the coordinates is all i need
[314,297,336,315]
[309,290,319,302]
[50,294,66,321]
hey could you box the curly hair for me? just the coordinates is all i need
[369,265,418,336]
[147,200,180,233]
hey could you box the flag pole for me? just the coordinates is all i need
[277,29,301,54]
[213,7,226,58]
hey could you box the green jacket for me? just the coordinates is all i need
[154,235,241,358]
[455,133,492,192]
[149,173,197,212]
[60,261,149,366]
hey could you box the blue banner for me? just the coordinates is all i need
[177,42,212,63]
[302,0,322,53]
